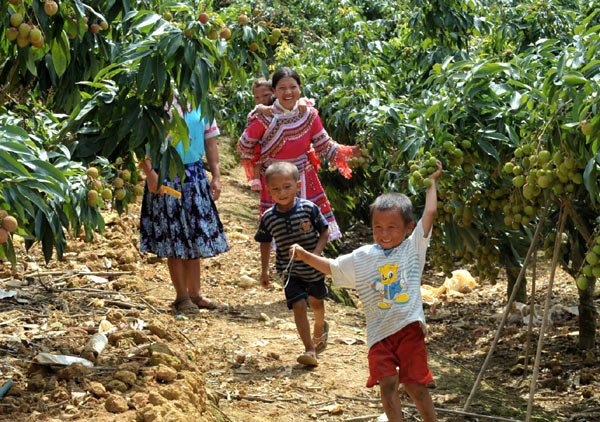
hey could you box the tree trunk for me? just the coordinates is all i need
[506,263,527,303]
[578,277,597,350]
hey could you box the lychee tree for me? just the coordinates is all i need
[224,0,600,349]
[1,0,284,261]
[0,118,103,264]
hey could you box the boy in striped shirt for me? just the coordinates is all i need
[255,162,330,367]
[291,161,442,422]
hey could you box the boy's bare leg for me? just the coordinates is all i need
[380,375,403,422]
[404,383,437,422]
[308,296,325,338]
[292,300,316,353]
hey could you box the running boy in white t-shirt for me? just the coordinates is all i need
[290,160,442,422]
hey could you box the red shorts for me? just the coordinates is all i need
[366,322,434,388]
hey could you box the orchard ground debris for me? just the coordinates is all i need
[0,162,598,421]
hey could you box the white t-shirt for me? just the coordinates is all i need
[329,219,430,349]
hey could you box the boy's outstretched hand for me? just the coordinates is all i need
[289,243,333,276]
[289,244,306,261]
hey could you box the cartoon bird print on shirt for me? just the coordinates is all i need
[370,263,409,309]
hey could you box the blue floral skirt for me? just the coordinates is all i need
[140,160,229,260]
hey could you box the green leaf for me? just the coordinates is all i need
[184,43,196,69]
[93,63,126,82]
[73,0,86,17]
[0,126,30,142]
[131,13,162,31]
[476,138,500,162]
[196,57,209,95]
[474,62,511,78]
[509,91,522,110]
[0,150,32,177]
[242,26,254,43]
[4,237,17,266]
[562,74,588,86]
[168,109,189,151]
[583,156,598,205]
[41,220,55,263]
[51,32,70,77]
[26,160,68,186]
[556,52,567,80]
[117,106,141,141]
[16,185,51,219]
[26,48,38,76]
[153,55,166,93]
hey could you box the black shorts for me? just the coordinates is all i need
[284,275,328,309]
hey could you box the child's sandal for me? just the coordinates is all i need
[313,321,329,354]
[297,351,318,366]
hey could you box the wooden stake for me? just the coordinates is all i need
[523,249,537,379]
[526,203,568,421]
[463,202,549,411]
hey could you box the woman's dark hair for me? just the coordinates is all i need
[271,67,302,89]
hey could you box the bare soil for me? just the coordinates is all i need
[0,142,599,422]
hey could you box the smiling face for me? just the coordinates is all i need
[253,85,274,106]
[372,209,415,250]
[266,171,301,212]
[274,76,301,110]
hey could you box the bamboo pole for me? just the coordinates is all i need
[525,204,568,421]
[463,202,549,411]
[523,249,537,378]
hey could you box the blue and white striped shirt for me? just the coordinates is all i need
[255,198,328,282]
[329,219,430,349]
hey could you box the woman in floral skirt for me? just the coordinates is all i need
[139,101,229,314]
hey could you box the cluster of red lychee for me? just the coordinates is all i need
[66,14,108,39]
[5,1,61,48]
[173,9,282,52]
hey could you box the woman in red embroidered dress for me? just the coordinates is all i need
[238,67,357,241]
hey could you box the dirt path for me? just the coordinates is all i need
[0,142,598,421]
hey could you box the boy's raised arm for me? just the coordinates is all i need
[422,160,442,237]
[291,244,332,275]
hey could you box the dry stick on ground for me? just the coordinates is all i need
[463,202,550,412]
[27,270,135,278]
[336,395,523,422]
[342,415,380,422]
[523,250,537,380]
[216,391,274,403]
[208,401,234,422]
[526,203,568,422]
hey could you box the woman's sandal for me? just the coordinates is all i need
[297,350,318,367]
[190,296,225,311]
[172,298,200,315]
[313,321,329,354]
